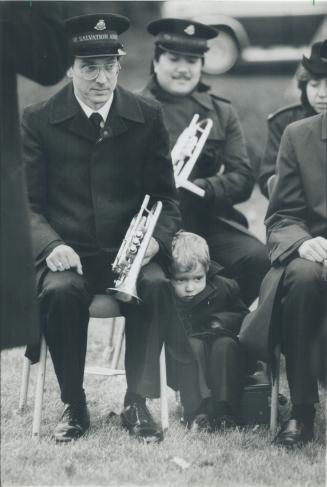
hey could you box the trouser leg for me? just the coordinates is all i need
[39,269,92,405]
[208,225,270,306]
[281,258,325,411]
[209,335,244,418]
[124,261,171,401]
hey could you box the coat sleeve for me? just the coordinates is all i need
[22,108,65,262]
[143,105,181,257]
[0,1,70,86]
[259,113,289,198]
[209,278,249,336]
[265,126,311,264]
[204,104,255,207]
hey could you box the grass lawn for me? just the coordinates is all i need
[1,319,326,487]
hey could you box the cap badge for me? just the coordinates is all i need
[184,24,195,36]
[94,19,106,31]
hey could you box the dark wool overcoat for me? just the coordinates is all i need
[259,103,309,198]
[22,81,181,396]
[0,2,70,349]
[139,77,255,237]
[166,262,249,409]
[22,83,181,268]
[240,112,327,361]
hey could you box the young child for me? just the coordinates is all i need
[169,231,249,431]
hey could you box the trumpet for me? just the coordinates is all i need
[107,194,163,303]
[171,114,213,198]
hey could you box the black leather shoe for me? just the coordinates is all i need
[121,402,163,442]
[274,419,314,447]
[54,403,90,443]
[188,413,212,432]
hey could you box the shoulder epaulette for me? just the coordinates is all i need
[267,102,302,121]
[210,93,231,104]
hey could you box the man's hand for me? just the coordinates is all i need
[46,244,83,275]
[141,237,159,267]
[298,237,327,262]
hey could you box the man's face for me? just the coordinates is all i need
[69,56,120,110]
[171,262,207,302]
[306,77,327,113]
[154,52,202,96]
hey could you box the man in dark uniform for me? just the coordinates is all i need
[240,40,327,447]
[23,13,180,442]
[139,18,269,306]
[259,41,327,198]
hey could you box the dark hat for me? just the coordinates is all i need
[147,18,218,57]
[302,41,327,76]
[320,39,327,61]
[65,13,130,58]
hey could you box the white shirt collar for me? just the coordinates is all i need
[74,92,114,122]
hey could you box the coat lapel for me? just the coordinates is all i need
[49,83,95,142]
[102,86,145,138]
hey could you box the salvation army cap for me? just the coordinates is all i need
[65,13,130,58]
[147,18,218,57]
[302,41,327,76]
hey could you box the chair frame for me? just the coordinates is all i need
[18,295,169,439]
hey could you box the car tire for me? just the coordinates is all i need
[203,30,239,75]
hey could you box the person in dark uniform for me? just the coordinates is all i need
[139,18,270,307]
[259,41,327,198]
[240,40,327,445]
[0,1,70,350]
[22,13,181,443]
[167,231,248,431]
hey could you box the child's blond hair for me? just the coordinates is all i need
[171,231,210,274]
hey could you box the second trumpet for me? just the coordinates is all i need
[171,114,213,197]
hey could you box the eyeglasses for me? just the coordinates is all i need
[75,62,121,80]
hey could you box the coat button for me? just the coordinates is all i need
[103,131,108,136]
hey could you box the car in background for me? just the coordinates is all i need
[161,1,327,74]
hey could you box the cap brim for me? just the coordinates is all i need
[302,55,327,75]
[75,52,126,58]
[157,45,205,58]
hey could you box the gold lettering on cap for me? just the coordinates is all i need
[94,19,106,31]
[184,24,195,36]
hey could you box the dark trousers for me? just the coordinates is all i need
[281,258,326,406]
[207,222,270,306]
[179,335,245,417]
[34,253,168,405]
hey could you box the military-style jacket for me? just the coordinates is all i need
[139,77,254,235]
[22,82,181,265]
[259,103,309,198]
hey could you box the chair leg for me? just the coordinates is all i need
[111,318,125,369]
[18,357,31,412]
[159,344,169,431]
[32,336,47,439]
[270,344,281,435]
[103,317,117,363]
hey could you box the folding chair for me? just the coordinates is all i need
[18,294,169,439]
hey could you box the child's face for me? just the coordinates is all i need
[171,262,207,302]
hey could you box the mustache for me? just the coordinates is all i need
[172,74,192,80]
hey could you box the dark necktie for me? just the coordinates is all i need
[90,112,103,138]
